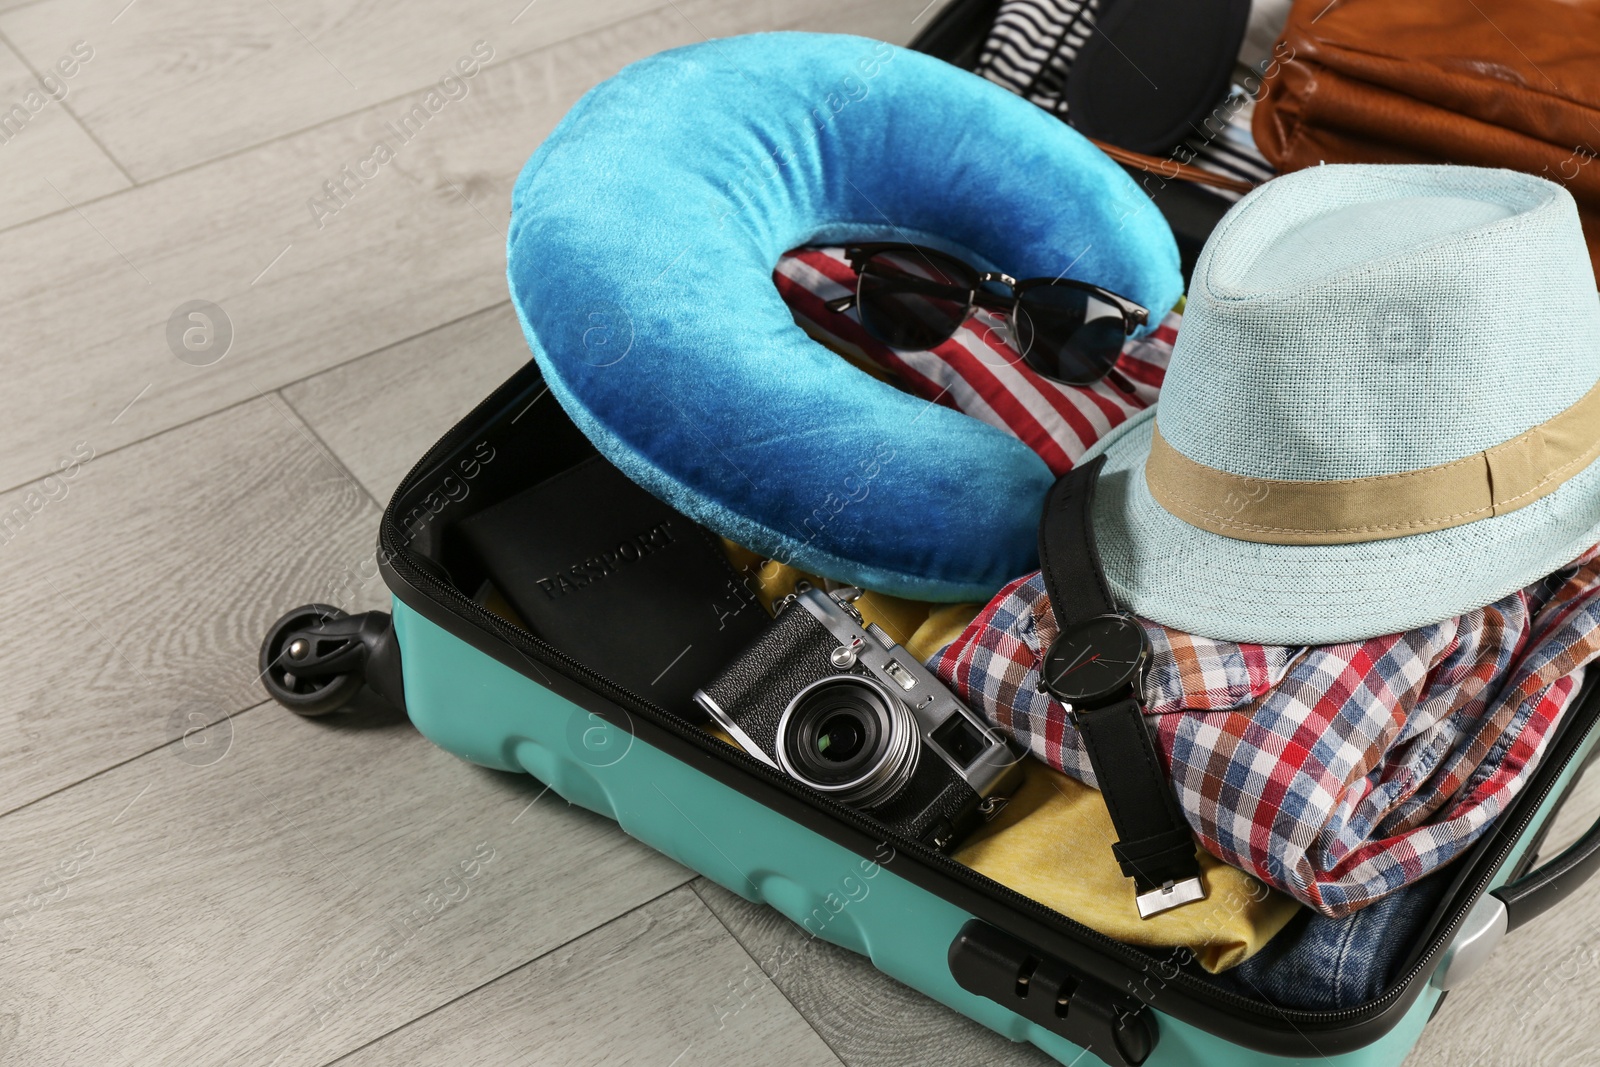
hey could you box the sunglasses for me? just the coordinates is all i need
[824,243,1150,391]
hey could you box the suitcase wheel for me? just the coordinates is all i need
[258,604,369,716]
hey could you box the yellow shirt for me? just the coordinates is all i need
[721,539,1300,972]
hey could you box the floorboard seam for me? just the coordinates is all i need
[0,27,140,187]
[0,700,272,823]
[688,878,854,1067]
[59,98,141,187]
[272,390,386,512]
[315,876,699,1066]
[0,299,511,499]
[0,0,682,231]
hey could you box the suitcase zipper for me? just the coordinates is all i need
[377,375,1600,1036]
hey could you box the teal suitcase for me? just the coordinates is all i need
[260,363,1600,1067]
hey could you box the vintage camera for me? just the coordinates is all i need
[693,584,1022,850]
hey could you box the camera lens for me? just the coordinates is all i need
[814,713,866,763]
[776,677,919,809]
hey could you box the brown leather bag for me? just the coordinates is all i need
[1253,0,1600,267]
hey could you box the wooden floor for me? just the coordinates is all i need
[2,1,1597,1063]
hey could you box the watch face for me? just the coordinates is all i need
[1041,614,1149,704]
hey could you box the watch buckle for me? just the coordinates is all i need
[1135,876,1206,919]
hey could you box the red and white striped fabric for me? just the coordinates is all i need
[774,246,1180,474]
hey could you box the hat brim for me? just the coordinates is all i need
[1081,407,1600,644]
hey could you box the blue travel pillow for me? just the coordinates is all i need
[507,32,1181,601]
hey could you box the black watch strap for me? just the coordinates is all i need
[1073,698,1205,914]
[1037,456,1116,624]
[1038,458,1206,917]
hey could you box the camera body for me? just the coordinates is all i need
[693,584,1021,850]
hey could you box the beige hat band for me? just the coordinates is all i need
[1145,378,1600,546]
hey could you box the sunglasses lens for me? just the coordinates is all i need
[855,248,976,350]
[1014,286,1129,384]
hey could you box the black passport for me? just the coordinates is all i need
[452,454,769,713]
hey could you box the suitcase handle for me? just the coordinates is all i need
[1492,806,1600,930]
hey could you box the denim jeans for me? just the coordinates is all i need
[1210,873,1451,1010]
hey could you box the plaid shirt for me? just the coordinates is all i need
[932,547,1600,916]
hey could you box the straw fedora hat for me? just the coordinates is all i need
[1079,164,1600,644]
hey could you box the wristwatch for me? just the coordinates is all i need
[1041,613,1150,711]
[1037,456,1206,919]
